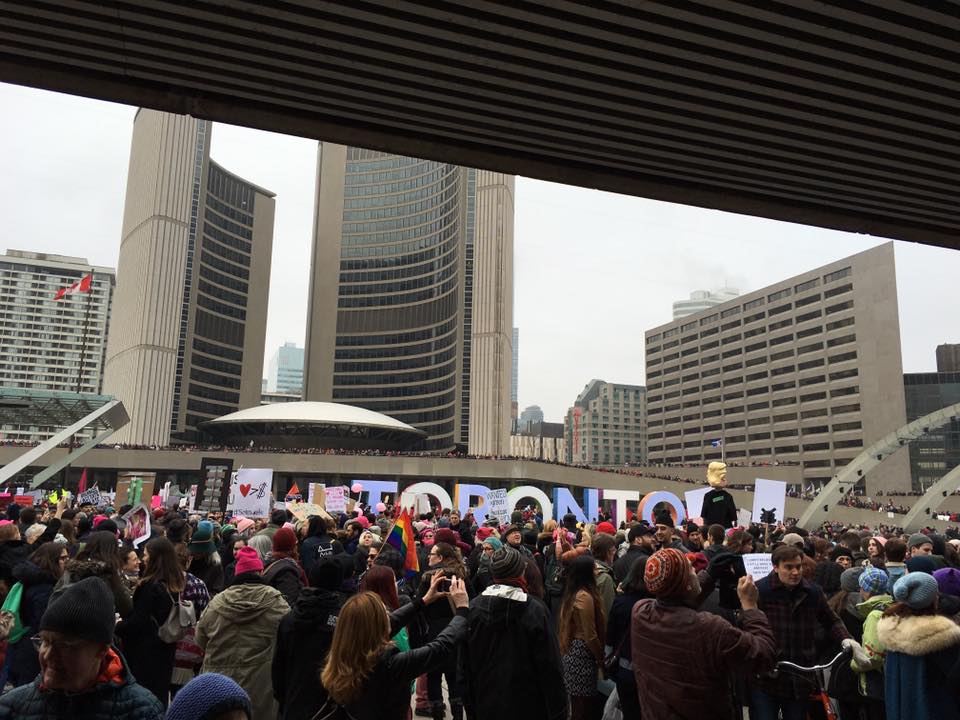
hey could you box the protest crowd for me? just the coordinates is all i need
[0,488,959,720]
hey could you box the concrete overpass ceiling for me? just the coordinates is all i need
[1,1,959,249]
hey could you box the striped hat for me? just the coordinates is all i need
[644,548,690,597]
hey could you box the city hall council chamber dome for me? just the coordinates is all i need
[200,401,427,451]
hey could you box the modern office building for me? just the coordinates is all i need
[103,109,275,445]
[0,251,115,441]
[304,144,513,454]
[564,380,647,466]
[267,342,304,395]
[645,243,910,492]
[518,405,544,433]
[512,327,519,431]
[673,287,740,319]
[510,420,565,462]
[904,348,960,492]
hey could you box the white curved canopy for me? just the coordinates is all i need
[206,401,420,434]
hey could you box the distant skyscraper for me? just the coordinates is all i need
[936,344,960,373]
[267,342,304,395]
[518,405,544,433]
[0,250,115,439]
[673,287,740,319]
[904,352,960,493]
[103,109,276,445]
[564,380,647,466]
[304,144,513,454]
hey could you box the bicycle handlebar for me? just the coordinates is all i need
[774,648,851,676]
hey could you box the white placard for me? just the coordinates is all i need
[485,488,510,526]
[399,492,431,517]
[230,468,273,518]
[122,504,151,548]
[742,553,773,579]
[737,508,752,528]
[752,479,787,525]
[684,487,711,520]
[325,486,346,514]
[187,484,198,512]
[78,487,102,507]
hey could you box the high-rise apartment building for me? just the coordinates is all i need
[645,243,909,492]
[518,405,544,433]
[103,109,275,445]
[267,342,304,395]
[304,144,513,454]
[673,287,740,319]
[564,380,647,466]
[0,250,115,426]
[904,348,960,492]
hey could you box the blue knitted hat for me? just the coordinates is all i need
[893,572,939,610]
[166,673,252,720]
[858,567,889,596]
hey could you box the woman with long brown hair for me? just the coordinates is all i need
[116,537,186,707]
[56,529,133,617]
[320,572,468,720]
[558,553,606,720]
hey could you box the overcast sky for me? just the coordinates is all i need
[2,82,958,422]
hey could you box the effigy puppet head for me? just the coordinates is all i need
[707,461,727,488]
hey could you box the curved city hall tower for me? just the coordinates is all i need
[305,145,513,454]
[103,110,275,445]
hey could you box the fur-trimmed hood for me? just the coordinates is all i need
[877,613,960,656]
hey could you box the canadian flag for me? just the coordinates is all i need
[53,274,93,300]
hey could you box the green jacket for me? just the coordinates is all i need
[851,593,893,696]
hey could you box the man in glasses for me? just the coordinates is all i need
[0,576,163,718]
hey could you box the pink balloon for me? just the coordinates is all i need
[355,507,363,515]
[350,482,364,494]
[375,502,386,513]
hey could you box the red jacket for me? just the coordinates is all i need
[631,599,776,720]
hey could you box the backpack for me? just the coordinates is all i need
[0,582,28,643]
[543,546,565,598]
[158,590,196,644]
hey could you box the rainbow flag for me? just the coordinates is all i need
[384,508,419,579]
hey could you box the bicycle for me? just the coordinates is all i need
[773,648,852,720]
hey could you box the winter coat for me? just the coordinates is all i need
[878,612,960,720]
[187,555,224,596]
[55,558,134,618]
[850,593,893,698]
[332,600,467,720]
[0,647,163,720]
[631,599,776,720]
[701,488,738,528]
[605,591,644,684]
[114,580,176,706]
[594,560,615,618]
[0,540,30,591]
[7,561,56,687]
[563,589,603,661]
[417,561,471,641]
[273,586,347,720]
[262,556,306,606]
[460,585,567,720]
[300,534,343,578]
[612,545,649,585]
[196,574,290,720]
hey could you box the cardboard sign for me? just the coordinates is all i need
[325,486,347,514]
[287,502,333,524]
[123,504,151,548]
[742,553,773,579]
[684,487,711,520]
[230,468,273,518]
[78,487,102,507]
[308,483,325,506]
[485,488,510,526]
[752,479,787,525]
[115,473,156,508]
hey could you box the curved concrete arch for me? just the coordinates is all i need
[798,401,960,530]
[902,464,960,532]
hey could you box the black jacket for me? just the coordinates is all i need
[273,586,348,720]
[613,545,650,585]
[701,488,738,529]
[115,580,175,706]
[7,561,56,687]
[332,600,468,720]
[263,557,305,606]
[605,591,645,684]
[0,540,31,591]
[460,586,567,720]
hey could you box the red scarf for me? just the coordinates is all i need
[496,575,529,593]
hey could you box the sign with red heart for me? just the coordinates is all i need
[230,469,273,518]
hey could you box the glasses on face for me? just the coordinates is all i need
[31,635,88,654]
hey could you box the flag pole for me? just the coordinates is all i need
[75,271,94,394]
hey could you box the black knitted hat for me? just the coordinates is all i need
[491,546,526,580]
[40,576,115,645]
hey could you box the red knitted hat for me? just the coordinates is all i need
[234,546,264,575]
[644,548,691,597]
[273,527,298,554]
[596,521,617,536]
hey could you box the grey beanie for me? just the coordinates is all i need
[40,577,116,645]
[840,567,864,593]
[907,533,932,550]
[893,572,939,610]
[490,546,526,580]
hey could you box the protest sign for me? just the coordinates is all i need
[287,502,333,524]
[684,487,711,520]
[284,483,303,503]
[485,488,510,526]
[752,479,787,525]
[737,508,752,529]
[123,504,151,548]
[742,553,773,579]
[78,487,101,507]
[115,473,156,508]
[14,495,34,507]
[230,468,273,518]
[308,483,325,506]
[399,492,431,517]
[187,485,198,512]
[325,486,347,514]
